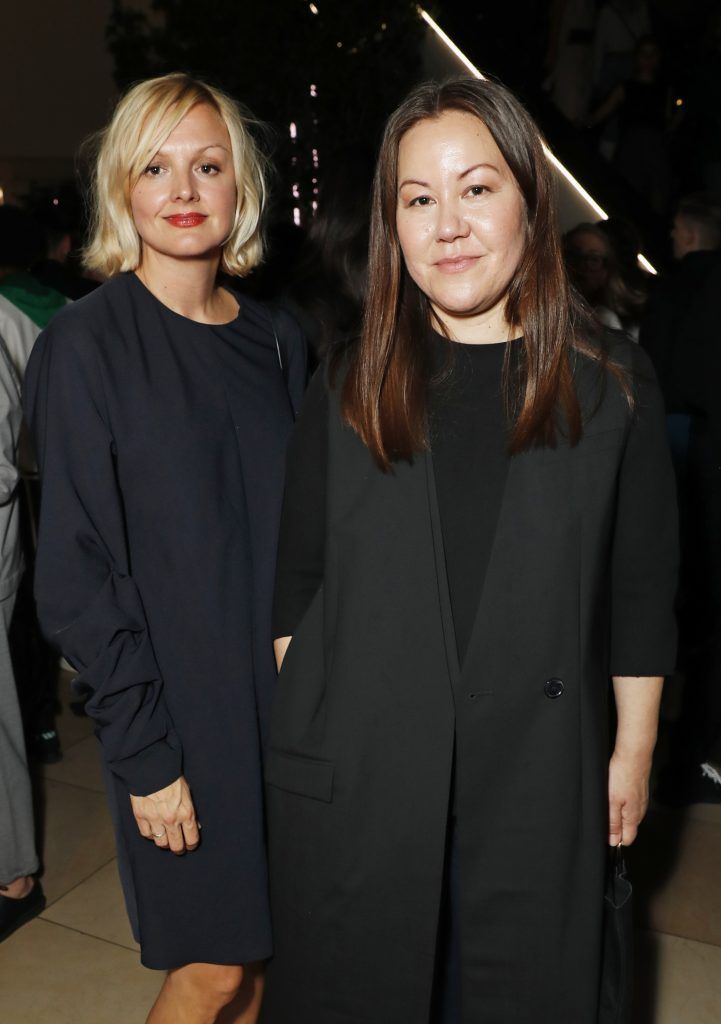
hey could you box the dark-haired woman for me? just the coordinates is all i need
[263,78,677,1024]
[564,222,646,338]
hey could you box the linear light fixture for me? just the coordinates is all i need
[418,8,657,274]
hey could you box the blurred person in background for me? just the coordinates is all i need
[564,221,646,336]
[641,192,721,412]
[0,203,66,766]
[31,193,98,301]
[0,331,44,944]
[593,0,652,99]
[0,205,67,375]
[641,192,721,804]
[545,0,596,122]
[24,74,306,1024]
[597,216,650,295]
[587,36,673,213]
[283,146,372,362]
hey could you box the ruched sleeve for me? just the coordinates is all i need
[23,320,182,796]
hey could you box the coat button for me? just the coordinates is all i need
[544,678,564,699]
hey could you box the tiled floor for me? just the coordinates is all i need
[1,675,162,1023]
[1,676,721,1022]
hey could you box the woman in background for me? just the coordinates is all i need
[564,221,646,336]
[24,74,305,1024]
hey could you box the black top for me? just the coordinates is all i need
[427,334,515,662]
[274,330,675,674]
[24,272,306,970]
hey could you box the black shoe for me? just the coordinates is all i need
[0,882,46,943]
[27,728,63,765]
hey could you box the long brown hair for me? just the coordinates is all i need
[339,78,628,471]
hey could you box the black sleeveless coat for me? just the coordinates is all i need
[262,340,677,1024]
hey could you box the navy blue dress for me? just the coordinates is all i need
[24,272,306,969]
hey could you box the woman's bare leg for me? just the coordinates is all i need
[146,962,249,1024]
[215,962,265,1023]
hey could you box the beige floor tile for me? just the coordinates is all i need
[677,800,721,826]
[40,778,116,905]
[41,734,105,793]
[631,810,721,947]
[0,918,161,1024]
[43,859,138,952]
[634,931,721,1024]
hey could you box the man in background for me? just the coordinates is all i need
[0,204,66,765]
[641,192,721,803]
[0,330,44,942]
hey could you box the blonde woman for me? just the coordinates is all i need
[23,74,306,1023]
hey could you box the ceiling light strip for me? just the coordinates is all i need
[418,7,657,274]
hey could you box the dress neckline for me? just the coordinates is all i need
[429,328,522,350]
[127,272,243,328]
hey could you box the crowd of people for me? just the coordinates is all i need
[0,59,718,1024]
[546,1,721,212]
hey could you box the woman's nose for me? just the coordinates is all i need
[437,204,469,242]
[173,172,199,203]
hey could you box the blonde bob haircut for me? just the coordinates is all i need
[84,73,267,278]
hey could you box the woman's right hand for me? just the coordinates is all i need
[130,775,200,854]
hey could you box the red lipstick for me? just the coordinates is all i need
[165,213,207,228]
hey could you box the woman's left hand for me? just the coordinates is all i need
[130,775,200,854]
[607,752,651,847]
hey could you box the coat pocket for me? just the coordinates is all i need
[265,748,335,803]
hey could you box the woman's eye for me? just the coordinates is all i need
[408,195,433,207]
[467,185,488,197]
[199,163,220,175]
[144,164,163,177]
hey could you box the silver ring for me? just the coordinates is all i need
[152,831,165,838]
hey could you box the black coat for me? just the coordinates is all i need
[262,340,677,1024]
[24,273,306,969]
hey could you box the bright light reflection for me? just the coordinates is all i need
[309,3,319,13]
[289,122,297,139]
[419,8,483,77]
[544,148,608,220]
[637,253,658,276]
[293,207,301,226]
[418,7,657,275]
